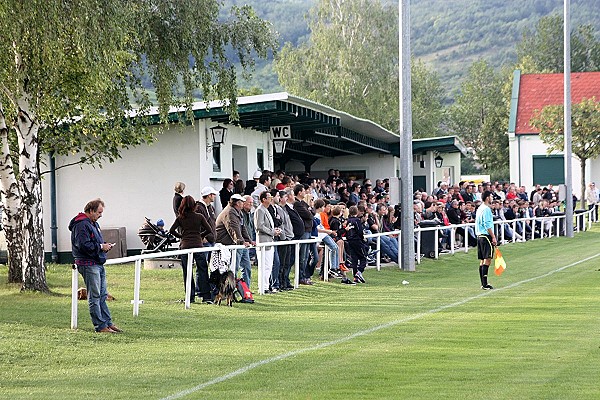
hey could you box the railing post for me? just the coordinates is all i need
[450,227,456,255]
[230,249,237,274]
[294,242,300,288]
[257,245,264,295]
[71,265,79,330]
[376,236,381,271]
[396,231,401,267]
[416,230,422,265]
[323,245,329,281]
[185,252,193,309]
[133,259,142,317]
[434,229,439,259]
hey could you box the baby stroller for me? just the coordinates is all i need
[138,217,178,253]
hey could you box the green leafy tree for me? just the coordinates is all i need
[274,0,445,137]
[448,60,509,176]
[411,59,446,138]
[530,98,600,208]
[0,0,276,290]
[517,14,600,73]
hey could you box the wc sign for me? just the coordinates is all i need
[270,125,291,140]
[270,125,290,154]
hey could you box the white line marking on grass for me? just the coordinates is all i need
[161,252,600,400]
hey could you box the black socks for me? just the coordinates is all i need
[479,264,489,286]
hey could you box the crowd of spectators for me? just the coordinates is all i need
[165,169,599,303]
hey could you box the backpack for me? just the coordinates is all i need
[235,278,254,303]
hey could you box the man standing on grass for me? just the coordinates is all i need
[475,191,497,290]
[69,198,122,333]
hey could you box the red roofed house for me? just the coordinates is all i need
[508,70,600,198]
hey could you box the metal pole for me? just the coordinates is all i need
[133,259,141,316]
[564,0,574,237]
[257,246,264,295]
[185,252,193,309]
[49,153,59,263]
[294,243,300,288]
[399,0,415,271]
[71,265,78,330]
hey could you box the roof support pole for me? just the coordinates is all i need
[399,0,415,271]
[564,0,574,237]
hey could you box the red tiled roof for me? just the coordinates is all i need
[516,72,600,134]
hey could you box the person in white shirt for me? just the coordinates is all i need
[254,190,281,293]
[585,182,598,222]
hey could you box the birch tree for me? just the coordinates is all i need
[0,0,275,290]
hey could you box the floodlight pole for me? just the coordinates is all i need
[399,0,415,271]
[564,0,574,237]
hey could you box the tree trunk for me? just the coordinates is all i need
[580,158,587,210]
[0,104,24,284]
[15,100,48,292]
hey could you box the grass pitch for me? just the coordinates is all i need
[1,226,600,399]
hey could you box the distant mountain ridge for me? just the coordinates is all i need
[226,0,600,99]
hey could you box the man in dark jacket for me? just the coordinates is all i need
[195,186,218,296]
[69,198,121,334]
[293,184,315,285]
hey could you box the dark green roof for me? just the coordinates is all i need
[154,92,464,160]
[411,136,468,155]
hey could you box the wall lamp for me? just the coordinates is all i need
[434,154,444,168]
[273,140,287,154]
[209,125,227,147]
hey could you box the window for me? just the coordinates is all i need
[212,146,222,172]
[257,148,264,171]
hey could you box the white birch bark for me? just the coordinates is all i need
[0,103,24,284]
[14,97,47,291]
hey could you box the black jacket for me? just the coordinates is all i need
[345,216,366,242]
[446,207,462,225]
[285,203,305,238]
[294,199,314,232]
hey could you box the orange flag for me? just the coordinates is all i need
[494,247,506,276]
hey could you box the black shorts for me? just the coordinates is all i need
[477,235,494,260]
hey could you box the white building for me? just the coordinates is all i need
[42,92,464,261]
[508,70,600,197]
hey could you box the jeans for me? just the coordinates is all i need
[380,235,398,260]
[307,241,319,278]
[298,232,311,280]
[270,243,281,289]
[78,264,113,331]
[321,235,339,272]
[236,248,251,287]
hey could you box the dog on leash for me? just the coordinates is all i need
[214,271,236,307]
[77,287,115,301]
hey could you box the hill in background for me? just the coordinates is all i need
[227,0,600,101]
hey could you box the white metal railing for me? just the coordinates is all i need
[71,209,595,329]
[71,238,321,329]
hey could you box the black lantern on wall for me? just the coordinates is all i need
[209,125,227,146]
